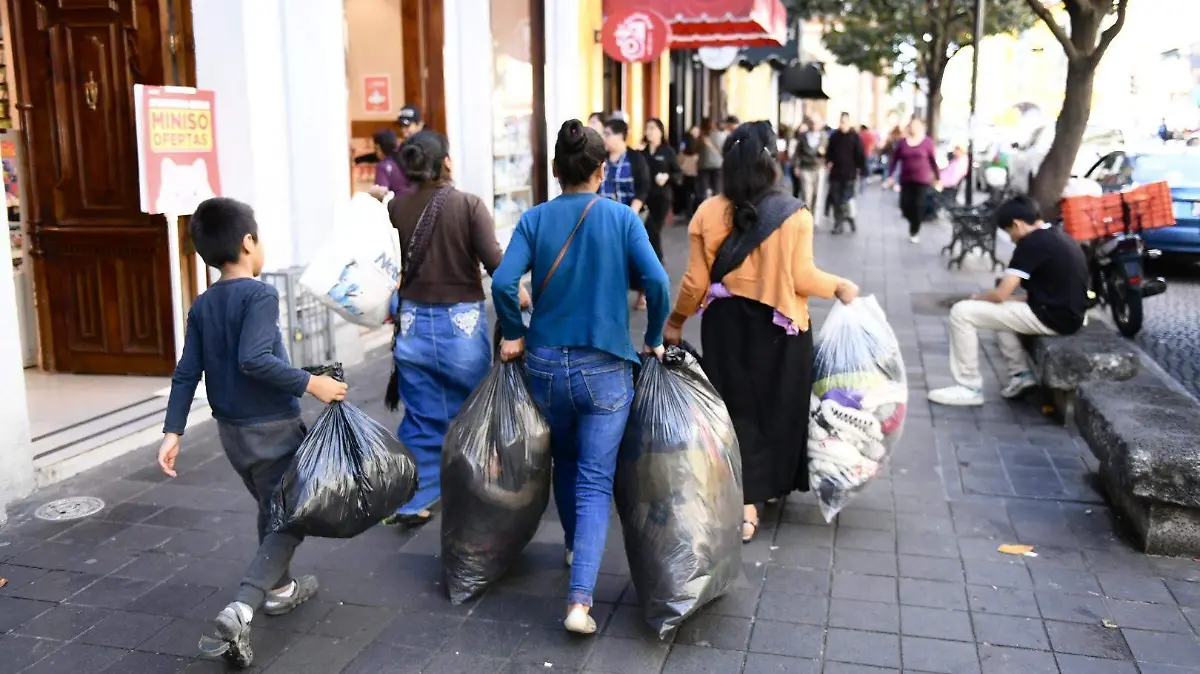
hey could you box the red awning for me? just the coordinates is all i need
[604,0,788,49]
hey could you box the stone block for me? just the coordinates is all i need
[1030,326,1140,392]
[1077,372,1200,556]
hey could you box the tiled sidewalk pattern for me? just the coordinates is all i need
[1,188,1199,673]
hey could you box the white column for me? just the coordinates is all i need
[279,1,350,267]
[543,0,583,200]
[768,70,781,130]
[0,220,34,524]
[443,0,495,210]
[192,0,296,268]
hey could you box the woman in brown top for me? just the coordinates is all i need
[663,122,859,542]
[383,130,529,526]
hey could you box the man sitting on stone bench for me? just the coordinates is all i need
[929,196,1089,407]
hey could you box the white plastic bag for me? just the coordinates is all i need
[300,193,401,327]
[809,296,907,521]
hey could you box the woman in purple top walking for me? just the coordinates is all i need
[371,129,413,198]
[883,118,941,243]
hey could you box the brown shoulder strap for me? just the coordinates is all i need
[540,196,601,296]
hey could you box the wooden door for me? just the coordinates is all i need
[8,0,185,375]
[400,0,445,134]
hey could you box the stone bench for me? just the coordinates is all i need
[1076,372,1200,556]
[1027,325,1140,424]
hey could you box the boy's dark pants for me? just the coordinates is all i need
[217,417,307,611]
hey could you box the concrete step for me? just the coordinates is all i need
[33,396,211,488]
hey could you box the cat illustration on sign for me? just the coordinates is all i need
[156,157,216,214]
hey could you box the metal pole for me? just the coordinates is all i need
[965,0,985,206]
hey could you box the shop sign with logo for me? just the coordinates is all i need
[364,75,392,114]
[602,8,671,63]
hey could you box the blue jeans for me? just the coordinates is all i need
[525,346,634,606]
[393,300,491,515]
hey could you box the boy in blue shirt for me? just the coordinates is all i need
[156,197,347,667]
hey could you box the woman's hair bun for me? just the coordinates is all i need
[558,120,587,152]
[398,130,450,184]
[400,142,427,167]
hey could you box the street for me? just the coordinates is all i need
[1137,262,1200,401]
[2,189,1198,674]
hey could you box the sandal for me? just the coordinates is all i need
[742,519,759,544]
[382,499,441,528]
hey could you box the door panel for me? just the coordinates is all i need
[9,0,179,374]
[52,23,136,214]
[39,226,171,373]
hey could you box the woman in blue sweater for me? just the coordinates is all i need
[493,119,670,635]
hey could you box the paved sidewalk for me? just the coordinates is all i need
[2,188,1200,674]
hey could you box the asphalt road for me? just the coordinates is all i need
[1135,258,1200,400]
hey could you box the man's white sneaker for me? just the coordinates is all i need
[1001,373,1038,399]
[909,235,920,244]
[928,385,984,407]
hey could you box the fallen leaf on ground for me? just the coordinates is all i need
[998,544,1035,556]
[1102,619,1118,629]
[0,578,7,589]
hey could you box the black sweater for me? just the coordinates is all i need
[826,129,866,181]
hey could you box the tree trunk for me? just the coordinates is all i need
[1029,57,1097,217]
[925,62,945,145]
[925,88,942,145]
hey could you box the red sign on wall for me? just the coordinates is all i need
[133,85,222,216]
[364,75,392,114]
[602,8,671,63]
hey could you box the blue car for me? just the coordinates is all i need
[1083,150,1200,256]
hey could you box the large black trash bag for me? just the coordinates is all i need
[615,345,743,638]
[270,363,418,538]
[441,360,551,604]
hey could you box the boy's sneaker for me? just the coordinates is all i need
[199,603,253,668]
[262,575,319,616]
[928,385,985,407]
[1001,372,1038,399]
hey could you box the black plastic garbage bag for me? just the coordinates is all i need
[441,361,551,604]
[615,346,743,638]
[270,364,418,538]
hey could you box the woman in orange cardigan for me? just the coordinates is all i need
[663,121,859,543]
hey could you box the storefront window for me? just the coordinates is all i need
[490,0,533,231]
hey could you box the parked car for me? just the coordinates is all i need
[1082,149,1200,257]
[1008,125,1125,195]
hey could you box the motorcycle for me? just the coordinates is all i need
[1083,231,1166,338]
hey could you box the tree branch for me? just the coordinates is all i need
[1025,0,1079,61]
[1092,0,1129,63]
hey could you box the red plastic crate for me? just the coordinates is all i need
[1061,192,1125,241]
[1060,181,1176,241]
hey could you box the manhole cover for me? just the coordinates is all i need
[34,497,105,522]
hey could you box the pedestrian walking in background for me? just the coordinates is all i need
[588,112,606,134]
[384,130,529,527]
[859,124,878,188]
[492,119,670,635]
[677,125,701,217]
[928,196,1088,407]
[642,117,682,265]
[368,129,412,199]
[600,118,650,215]
[884,117,941,243]
[793,117,825,215]
[158,198,349,667]
[601,118,653,310]
[396,104,425,141]
[825,112,867,234]
[663,121,860,544]
[697,117,726,202]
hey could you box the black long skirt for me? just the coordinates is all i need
[700,297,815,505]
